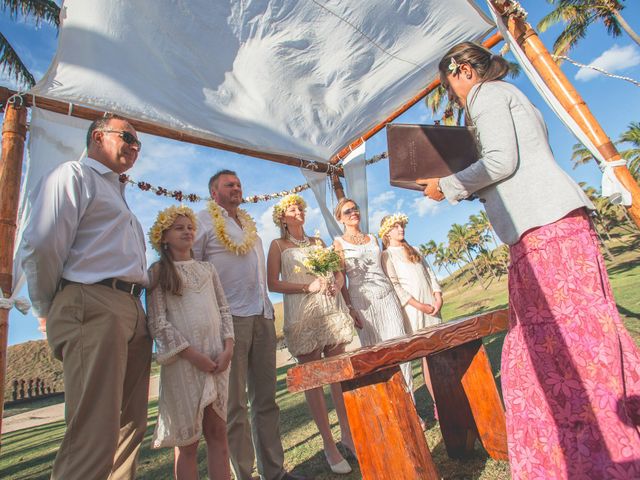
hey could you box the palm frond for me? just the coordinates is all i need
[571,141,595,169]
[552,14,591,56]
[537,7,569,33]
[1,0,60,28]
[425,84,447,115]
[0,32,35,87]
[619,122,640,146]
[507,60,520,78]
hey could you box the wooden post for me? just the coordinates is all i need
[490,0,640,228]
[428,340,508,461]
[341,367,440,479]
[0,98,28,436]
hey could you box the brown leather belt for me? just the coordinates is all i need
[60,278,144,297]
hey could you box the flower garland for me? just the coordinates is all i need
[119,173,309,204]
[207,200,258,255]
[148,205,198,252]
[378,213,409,239]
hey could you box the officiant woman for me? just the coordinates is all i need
[419,41,640,479]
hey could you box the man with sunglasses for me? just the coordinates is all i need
[20,114,151,480]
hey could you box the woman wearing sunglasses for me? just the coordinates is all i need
[332,198,413,393]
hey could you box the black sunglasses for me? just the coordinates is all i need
[101,130,142,150]
[342,206,360,216]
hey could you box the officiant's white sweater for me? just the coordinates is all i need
[439,81,593,246]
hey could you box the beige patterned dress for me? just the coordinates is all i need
[281,247,353,357]
[147,260,234,448]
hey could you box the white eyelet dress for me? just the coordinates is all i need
[334,235,413,392]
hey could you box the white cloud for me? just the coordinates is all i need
[370,190,396,207]
[412,197,441,217]
[575,44,640,82]
[257,205,281,249]
[369,209,390,230]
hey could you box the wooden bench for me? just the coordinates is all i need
[286,309,510,479]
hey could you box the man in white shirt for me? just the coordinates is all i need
[193,170,305,480]
[20,115,151,480]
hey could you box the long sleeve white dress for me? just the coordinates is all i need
[147,260,234,448]
[381,246,442,333]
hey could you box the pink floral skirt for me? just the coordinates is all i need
[503,209,640,479]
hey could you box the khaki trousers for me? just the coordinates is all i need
[47,283,152,480]
[227,314,285,480]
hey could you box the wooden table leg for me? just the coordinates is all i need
[428,339,508,460]
[341,367,439,480]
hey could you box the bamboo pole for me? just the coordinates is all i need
[329,32,504,165]
[490,0,640,227]
[0,99,28,437]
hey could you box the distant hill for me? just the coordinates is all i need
[4,340,64,402]
[3,301,286,403]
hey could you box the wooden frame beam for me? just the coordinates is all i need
[0,87,341,174]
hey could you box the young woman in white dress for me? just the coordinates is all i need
[146,206,234,480]
[379,213,443,412]
[267,194,358,474]
[332,198,413,392]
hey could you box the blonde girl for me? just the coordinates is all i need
[147,205,234,480]
[379,213,443,417]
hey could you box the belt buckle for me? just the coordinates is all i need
[129,283,137,296]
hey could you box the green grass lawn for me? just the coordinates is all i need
[2,233,639,479]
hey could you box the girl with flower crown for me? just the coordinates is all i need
[266,194,356,475]
[379,213,443,416]
[146,205,234,480]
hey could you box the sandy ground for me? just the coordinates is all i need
[3,338,361,434]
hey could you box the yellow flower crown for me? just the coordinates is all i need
[378,213,409,238]
[272,194,307,226]
[149,205,197,252]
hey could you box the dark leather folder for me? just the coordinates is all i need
[386,124,479,191]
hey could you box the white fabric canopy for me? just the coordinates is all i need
[33,0,492,163]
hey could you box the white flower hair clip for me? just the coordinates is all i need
[448,57,461,76]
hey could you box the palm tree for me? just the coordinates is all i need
[619,121,640,181]
[418,239,438,270]
[434,243,453,277]
[580,182,616,259]
[538,0,640,57]
[448,223,484,286]
[0,1,60,88]
[570,142,596,170]
[571,122,640,182]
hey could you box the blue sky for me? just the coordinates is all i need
[4,1,640,345]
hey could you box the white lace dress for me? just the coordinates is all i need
[281,247,353,357]
[334,235,412,391]
[146,260,234,448]
[381,246,442,332]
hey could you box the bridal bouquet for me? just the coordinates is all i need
[302,244,342,277]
